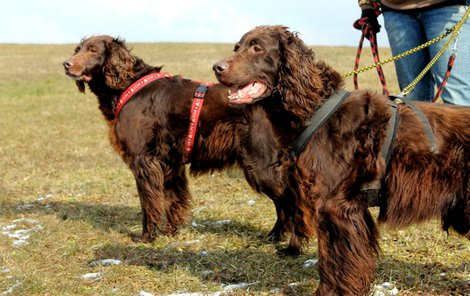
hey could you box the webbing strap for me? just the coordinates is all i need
[362,98,399,207]
[394,96,438,153]
[289,91,350,158]
[184,83,210,163]
[115,72,172,118]
[381,100,399,166]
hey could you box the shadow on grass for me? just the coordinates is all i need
[376,259,470,295]
[1,200,468,294]
[92,242,318,294]
[0,199,277,245]
[0,199,140,231]
[90,242,470,295]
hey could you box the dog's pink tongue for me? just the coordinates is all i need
[228,82,267,104]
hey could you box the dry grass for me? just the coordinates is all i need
[0,41,468,296]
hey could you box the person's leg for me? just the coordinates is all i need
[383,10,434,101]
[422,5,470,105]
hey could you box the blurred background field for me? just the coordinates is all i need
[0,42,468,295]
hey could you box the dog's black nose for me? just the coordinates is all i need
[213,61,228,74]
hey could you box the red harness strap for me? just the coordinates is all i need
[114,72,213,164]
[114,72,172,118]
[183,82,213,163]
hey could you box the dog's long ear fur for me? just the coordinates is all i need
[76,81,86,93]
[103,38,136,90]
[277,27,342,121]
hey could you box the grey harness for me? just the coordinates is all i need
[289,91,437,206]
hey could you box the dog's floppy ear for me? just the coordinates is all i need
[76,81,86,93]
[103,37,136,90]
[276,28,319,119]
[277,28,315,88]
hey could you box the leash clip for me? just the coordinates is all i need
[451,36,459,56]
[395,92,408,103]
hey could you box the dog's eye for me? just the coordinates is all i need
[88,47,98,54]
[248,39,263,53]
[253,46,263,53]
[74,46,80,54]
[233,44,240,52]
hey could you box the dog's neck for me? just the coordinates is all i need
[256,61,344,148]
[88,58,158,121]
[88,76,120,121]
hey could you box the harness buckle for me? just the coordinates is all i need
[194,85,209,98]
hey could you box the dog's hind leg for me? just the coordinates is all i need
[442,173,470,239]
[163,167,191,236]
[132,154,167,242]
[315,193,379,295]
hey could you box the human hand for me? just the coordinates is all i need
[353,9,381,38]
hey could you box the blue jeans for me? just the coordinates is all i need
[383,5,470,105]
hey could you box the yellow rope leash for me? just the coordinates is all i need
[342,29,452,78]
[342,5,470,97]
[400,5,470,96]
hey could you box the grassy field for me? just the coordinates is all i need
[0,40,469,296]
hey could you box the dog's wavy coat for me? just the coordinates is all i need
[214,25,470,295]
[63,35,308,253]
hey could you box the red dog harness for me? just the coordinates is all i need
[115,72,172,117]
[114,72,212,164]
[184,82,212,162]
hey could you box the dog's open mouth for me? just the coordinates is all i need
[228,81,267,104]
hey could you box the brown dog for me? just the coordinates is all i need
[214,25,470,295]
[63,35,309,254]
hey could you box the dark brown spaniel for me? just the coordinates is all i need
[214,25,470,295]
[63,35,307,254]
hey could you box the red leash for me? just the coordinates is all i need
[114,72,212,163]
[353,6,389,96]
[433,53,456,102]
[353,4,457,102]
